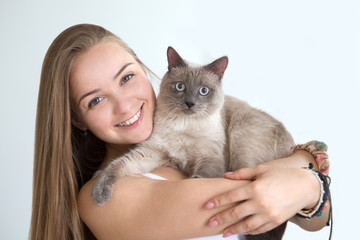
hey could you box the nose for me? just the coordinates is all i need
[112,92,134,115]
[184,93,196,109]
[185,101,195,108]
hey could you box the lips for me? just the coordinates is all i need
[115,106,143,127]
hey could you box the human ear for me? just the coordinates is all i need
[71,108,87,130]
[71,118,87,131]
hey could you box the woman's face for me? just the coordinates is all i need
[70,41,156,145]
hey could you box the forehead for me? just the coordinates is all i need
[169,67,220,87]
[69,42,139,103]
[70,41,134,82]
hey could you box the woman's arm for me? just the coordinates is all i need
[271,150,331,231]
[77,167,250,240]
[204,150,331,236]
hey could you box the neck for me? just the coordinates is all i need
[99,143,134,170]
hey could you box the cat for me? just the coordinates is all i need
[92,46,294,240]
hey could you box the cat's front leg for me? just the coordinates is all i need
[91,158,131,205]
[190,158,225,178]
[91,146,166,205]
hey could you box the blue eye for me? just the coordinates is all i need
[122,74,134,84]
[175,82,185,92]
[199,87,209,96]
[88,97,103,108]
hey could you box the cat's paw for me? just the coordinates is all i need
[91,174,116,205]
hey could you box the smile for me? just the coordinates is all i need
[116,106,143,127]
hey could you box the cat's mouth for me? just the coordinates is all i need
[182,104,199,115]
[115,105,143,127]
[183,108,196,114]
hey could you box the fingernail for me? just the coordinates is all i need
[223,231,232,238]
[208,219,219,227]
[205,201,215,209]
[225,172,234,175]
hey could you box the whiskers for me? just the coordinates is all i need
[197,109,210,119]
[156,93,183,113]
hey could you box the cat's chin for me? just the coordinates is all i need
[181,109,210,119]
[182,109,196,115]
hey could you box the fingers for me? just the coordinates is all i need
[207,201,282,236]
[207,201,255,228]
[222,215,285,237]
[207,165,270,209]
[222,215,270,237]
[205,175,267,209]
[204,184,251,210]
[246,222,280,235]
[224,165,268,180]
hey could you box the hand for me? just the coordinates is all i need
[204,164,320,237]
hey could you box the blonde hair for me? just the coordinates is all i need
[30,24,149,240]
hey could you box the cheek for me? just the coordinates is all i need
[137,77,156,136]
[84,110,112,134]
[137,76,156,107]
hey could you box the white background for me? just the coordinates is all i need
[1,0,359,239]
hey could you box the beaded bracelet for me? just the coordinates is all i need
[297,163,333,239]
[296,163,328,219]
[292,141,332,239]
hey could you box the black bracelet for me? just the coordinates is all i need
[297,163,333,239]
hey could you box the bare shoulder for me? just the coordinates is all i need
[77,177,97,215]
[77,175,154,239]
[77,177,106,238]
[77,170,187,240]
[77,167,186,217]
[77,169,247,240]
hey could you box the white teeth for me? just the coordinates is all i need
[117,108,141,127]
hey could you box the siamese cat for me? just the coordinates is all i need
[92,47,294,240]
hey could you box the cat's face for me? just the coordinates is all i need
[159,67,224,117]
[157,47,228,119]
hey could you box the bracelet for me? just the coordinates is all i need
[296,163,333,239]
[292,140,330,175]
[296,163,327,219]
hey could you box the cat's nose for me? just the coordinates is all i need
[185,101,195,108]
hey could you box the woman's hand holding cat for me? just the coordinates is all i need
[204,164,321,237]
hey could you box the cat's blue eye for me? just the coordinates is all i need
[199,87,209,96]
[122,74,134,84]
[88,97,103,108]
[175,82,185,92]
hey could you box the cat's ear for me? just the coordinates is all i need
[167,46,186,70]
[206,56,228,79]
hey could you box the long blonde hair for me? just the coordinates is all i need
[30,24,149,240]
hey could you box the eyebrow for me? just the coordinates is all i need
[78,88,101,106]
[113,62,134,80]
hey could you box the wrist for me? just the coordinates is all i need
[302,168,322,209]
[297,163,331,220]
[291,140,329,175]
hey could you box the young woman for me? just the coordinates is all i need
[30,24,331,240]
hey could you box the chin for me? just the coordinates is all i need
[132,125,153,144]
[139,128,153,142]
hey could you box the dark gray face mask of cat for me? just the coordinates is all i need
[158,46,228,118]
